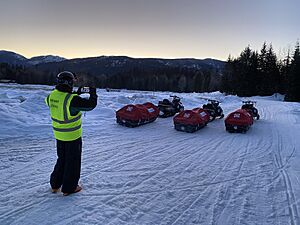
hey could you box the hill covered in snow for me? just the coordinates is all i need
[0,50,66,66]
[0,84,299,225]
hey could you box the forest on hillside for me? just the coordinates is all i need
[0,42,299,102]
[0,60,221,93]
[221,42,300,102]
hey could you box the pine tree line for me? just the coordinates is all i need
[0,62,219,93]
[221,42,300,101]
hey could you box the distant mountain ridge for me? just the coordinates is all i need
[0,50,28,65]
[28,55,66,65]
[0,50,225,73]
[0,50,225,92]
[0,50,66,66]
[34,56,224,77]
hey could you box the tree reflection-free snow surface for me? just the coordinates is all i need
[0,84,299,225]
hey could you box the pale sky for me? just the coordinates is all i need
[0,0,299,60]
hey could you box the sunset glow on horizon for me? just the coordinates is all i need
[1,0,299,60]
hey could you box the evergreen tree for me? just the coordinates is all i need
[258,42,268,71]
[254,42,281,95]
[265,44,281,94]
[285,42,300,101]
[221,55,234,94]
[278,50,291,94]
[221,47,260,96]
[235,46,260,96]
[257,42,268,95]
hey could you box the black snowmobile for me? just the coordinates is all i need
[158,95,184,118]
[202,99,224,122]
[241,101,260,120]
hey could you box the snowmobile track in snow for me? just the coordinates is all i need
[0,85,299,225]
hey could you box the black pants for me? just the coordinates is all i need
[50,137,82,193]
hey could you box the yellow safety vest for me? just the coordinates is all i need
[45,89,82,141]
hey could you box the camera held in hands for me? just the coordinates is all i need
[76,86,96,95]
[81,87,90,93]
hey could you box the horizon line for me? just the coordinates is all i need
[0,49,226,61]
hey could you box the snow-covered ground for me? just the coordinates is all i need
[0,83,299,225]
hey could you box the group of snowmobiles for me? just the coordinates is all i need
[116,96,260,133]
[158,96,224,121]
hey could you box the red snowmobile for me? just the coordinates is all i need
[225,109,253,133]
[241,101,260,120]
[116,102,159,127]
[173,108,210,133]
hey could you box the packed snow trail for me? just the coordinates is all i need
[0,84,299,225]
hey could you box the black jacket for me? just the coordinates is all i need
[55,84,97,116]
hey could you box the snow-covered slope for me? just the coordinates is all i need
[0,50,66,65]
[0,50,28,65]
[28,55,66,65]
[0,84,299,225]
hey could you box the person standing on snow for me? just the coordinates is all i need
[45,71,97,196]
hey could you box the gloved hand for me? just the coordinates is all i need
[89,87,96,95]
[76,86,83,95]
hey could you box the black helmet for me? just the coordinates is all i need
[56,71,76,87]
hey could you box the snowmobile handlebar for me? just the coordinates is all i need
[170,95,181,100]
[199,97,220,104]
[242,100,256,104]
[208,99,219,104]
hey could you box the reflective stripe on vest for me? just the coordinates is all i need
[47,90,82,141]
[51,115,81,124]
[53,125,82,132]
